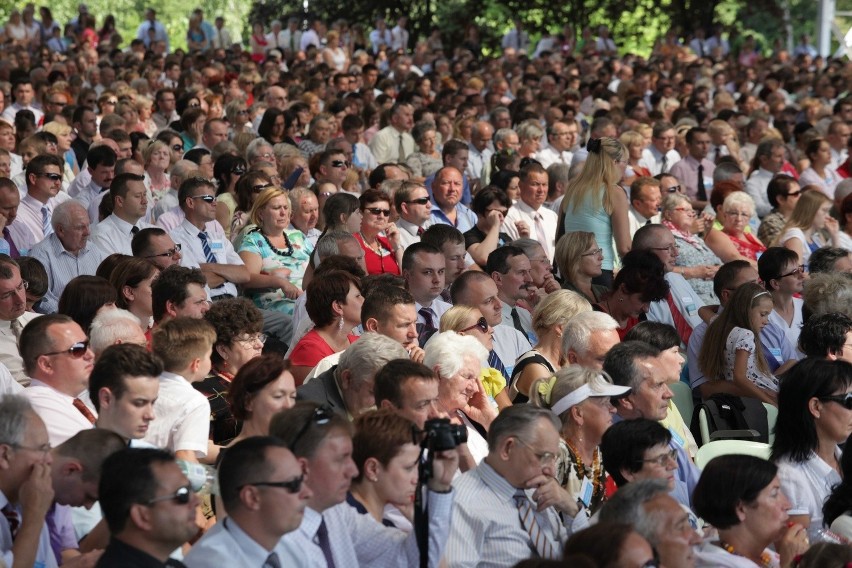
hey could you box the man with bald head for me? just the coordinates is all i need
[467,121,494,186]
[429,167,476,232]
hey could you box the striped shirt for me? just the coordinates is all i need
[29,233,107,314]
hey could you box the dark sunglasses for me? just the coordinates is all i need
[191,194,216,203]
[241,474,304,494]
[171,144,183,152]
[365,207,390,217]
[232,167,247,175]
[188,102,201,108]
[145,244,182,259]
[252,183,273,193]
[146,484,193,505]
[819,394,852,410]
[42,340,90,359]
[783,190,802,198]
[289,406,332,451]
[461,317,489,334]
[406,197,430,205]
[665,185,682,193]
[38,172,62,181]
[330,160,351,168]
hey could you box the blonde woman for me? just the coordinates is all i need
[42,121,79,182]
[555,232,610,304]
[560,137,631,287]
[141,140,172,208]
[530,366,630,529]
[772,188,840,268]
[511,290,592,403]
[440,305,512,410]
[618,130,651,180]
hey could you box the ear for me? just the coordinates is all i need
[364,318,379,332]
[378,399,396,411]
[331,300,343,317]
[129,503,153,531]
[363,457,381,482]
[807,397,821,420]
[122,284,135,303]
[98,387,113,411]
[189,356,202,375]
[491,272,503,286]
[0,443,13,470]
[338,368,352,390]
[297,456,310,477]
[620,468,636,483]
[567,350,579,365]
[36,353,53,375]
[498,436,517,461]
[61,459,83,477]
[215,343,230,362]
[239,484,262,511]
[570,404,584,426]
[165,300,179,318]
[734,499,748,523]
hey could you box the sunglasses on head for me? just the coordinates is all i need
[819,394,852,410]
[240,474,304,494]
[365,207,390,217]
[289,405,333,451]
[461,317,489,334]
[146,484,193,506]
[42,340,90,359]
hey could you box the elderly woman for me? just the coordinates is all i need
[194,298,265,446]
[512,290,592,403]
[661,193,722,304]
[238,188,312,315]
[354,189,403,275]
[771,359,852,537]
[516,120,544,159]
[226,354,297,445]
[705,191,766,265]
[423,331,493,471]
[109,257,159,331]
[554,231,610,304]
[693,455,810,567]
[530,366,629,528]
[142,139,172,208]
[405,120,442,182]
[288,270,363,385]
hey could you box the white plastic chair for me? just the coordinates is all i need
[695,439,771,470]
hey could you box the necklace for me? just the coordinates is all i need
[253,227,293,257]
[717,540,772,567]
[564,438,604,505]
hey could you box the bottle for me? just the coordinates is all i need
[177,459,219,495]
[811,527,849,544]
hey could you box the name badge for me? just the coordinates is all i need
[769,347,783,364]
[669,426,685,448]
[210,240,224,251]
[683,297,697,316]
[578,476,594,507]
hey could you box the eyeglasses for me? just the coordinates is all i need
[513,437,557,467]
[461,317,489,334]
[191,194,216,203]
[234,333,267,346]
[819,393,852,410]
[41,340,90,359]
[252,183,273,193]
[0,280,28,301]
[724,211,751,218]
[240,474,304,494]
[581,248,604,257]
[146,484,193,506]
[289,405,332,451]
[236,109,249,115]
[641,560,660,568]
[38,172,62,181]
[11,442,52,457]
[330,160,351,168]
[783,190,802,198]
[145,244,182,259]
[776,265,806,279]
[106,99,118,105]
[365,207,390,217]
[406,197,430,205]
[650,244,678,254]
[188,102,201,108]
[671,207,695,215]
[48,100,66,106]
[171,144,183,152]
[664,185,681,193]
[640,448,678,467]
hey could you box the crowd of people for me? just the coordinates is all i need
[1,2,852,567]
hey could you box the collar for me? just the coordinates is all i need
[107,214,137,233]
[46,232,87,256]
[515,199,541,215]
[476,460,524,502]
[298,507,323,539]
[28,378,76,400]
[159,371,190,385]
[21,192,48,209]
[223,517,276,559]
[396,218,422,235]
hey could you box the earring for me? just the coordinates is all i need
[338,316,344,331]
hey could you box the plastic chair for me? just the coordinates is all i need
[764,402,778,446]
[669,381,694,426]
[697,407,762,446]
[695,439,771,469]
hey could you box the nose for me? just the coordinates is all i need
[300,482,314,500]
[662,384,673,400]
[426,401,440,420]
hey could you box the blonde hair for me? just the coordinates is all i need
[532,290,592,335]
[42,121,72,137]
[722,191,756,217]
[439,305,479,332]
[555,231,597,286]
[619,130,644,149]
[141,139,169,166]
[151,317,216,372]
[249,187,290,228]
[529,366,618,424]
[561,137,626,216]
[772,187,831,246]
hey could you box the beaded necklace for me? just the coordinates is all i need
[253,228,294,257]
[564,438,604,506]
[717,540,772,567]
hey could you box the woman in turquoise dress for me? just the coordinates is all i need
[238,188,312,315]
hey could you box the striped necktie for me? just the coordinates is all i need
[42,206,53,237]
[514,489,556,558]
[198,231,217,263]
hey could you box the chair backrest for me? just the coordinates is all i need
[669,381,694,426]
[695,439,772,470]
[764,402,778,446]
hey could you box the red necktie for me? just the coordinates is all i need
[2,504,19,539]
[72,398,96,425]
[666,292,693,345]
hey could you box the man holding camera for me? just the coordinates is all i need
[272,401,458,567]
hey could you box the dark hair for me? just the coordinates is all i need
[485,245,525,275]
[603,341,662,390]
[766,174,798,208]
[54,429,127,484]
[600,419,672,487]
[420,224,464,249]
[401,242,442,272]
[358,188,390,210]
[99,448,175,533]
[441,138,468,160]
[203,298,264,366]
[86,144,118,170]
[269,401,353,458]
[799,313,852,359]
[257,108,286,145]
[692,454,778,529]
[361,284,414,326]
[305,270,362,328]
[352,409,417,483]
[228,354,291,421]
[823,432,852,526]
[151,265,207,323]
[713,260,753,300]
[131,227,168,257]
[613,250,670,303]
[218,436,289,512]
[470,186,511,216]
[109,257,159,310]
[563,523,642,566]
[322,193,360,230]
[491,169,520,192]
[25,153,63,179]
[374,359,436,408]
[183,147,210,166]
[16,257,47,298]
[624,321,681,350]
[178,175,216,206]
[58,276,117,333]
[757,247,800,290]
[212,154,247,195]
[809,247,851,275]
[96,254,131,281]
[88,344,164,411]
[772,359,852,463]
[19,313,75,376]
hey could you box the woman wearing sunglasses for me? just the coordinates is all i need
[354,189,402,275]
[213,154,247,239]
[229,171,274,246]
[440,306,512,410]
[771,359,852,538]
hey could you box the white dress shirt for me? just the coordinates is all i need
[368,126,415,163]
[23,379,96,446]
[0,489,58,568]
[640,146,681,176]
[744,168,776,218]
[142,371,210,458]
[777,450,842,539]
[395,218,427,251]
[30,233,107,314]
[535,146,573,169]
[415,298,452,327]
[8,191,70,254]
[89,214,154,256]
[185,516,296,567]
[627,207,661,239]
[501,199,559,261]
[171,218,244,298]
[467,144,493,181]
[0,312,40,384]
[647,273,705,331]
[69,177,108,224]
[500,303,536,345]
[492,325,531,378]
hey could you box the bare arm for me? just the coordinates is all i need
[698,378,752,400]
[516,363,555,401]
[610,186,631,259]
[215,202,232,238]
[732,348,776,405]
[705,229,755,266]
[467,212,504,267]
[237,250,301,298]
[200,261,250,285]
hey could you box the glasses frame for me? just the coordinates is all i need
[240,474,304,494]
[460,317,489,334]
[406,197,431,205]
[0,279,28,301]
[776,265,806,280]
[289,406,333,451]
[365,207,391,217]
[234,333,268,346]
[145,484,193,506]
[41,340,90,359]
[640,448,678,467]
[513,436,557,468]
[191,194,216,204]
[144,244,182,259]
[581,248,604,257]
[819,394,852,410]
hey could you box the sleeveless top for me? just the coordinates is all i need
[563,189,615,270]
[509,349,556,404]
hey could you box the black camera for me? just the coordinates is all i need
[420,418,467,452]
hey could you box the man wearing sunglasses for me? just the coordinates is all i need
[10,154,70,255]
[394,181,432,251]
[97,448,200,567]
[185,437,312,567]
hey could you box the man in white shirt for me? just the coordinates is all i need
[369,17,392,54]
[535,120,576,169]
[8,154,70,255]
[466,121,494,188]
[502,163,558,261]
[265,20,286,50]
[299,18,322,53]
[280,17,302,57]
[20,314,97,446]
[402,243,451,336]
[211,16,233,50]
[289,188,321,247]
[744,139,786,218]
[488,246,536,344]
[135,8,170,52]
[90,173,153,256]
[275,401,458,566]
[186,437,312,567]
[739,117,769,167]
[390,16,409,53]
[640,122,680,176]
[826,120,850,171]
[368,102,415,164]
[627,177,663,239]
[394,181,432,250]
[1,79,43,125]
[0,260,40,384]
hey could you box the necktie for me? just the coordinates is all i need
[72,398,97,425]
[2,504,19,540]
[2,228,19,258]
[714,147,721,163]
[488,350,510,382]
[514,489,556,559]
[290,32,295,53]
[696,163,707,201]
[131,226,140,236]
[416,226,424,237]
[644,218,652,226]
[511,307,526,335]
[198,231,217,263]
[418,307,435,330]
[398,133,406,162]
[263,552,282,568]
[533,213,547,249]
[10,318,23,343]
[660,155,668,174]
[314,518,336,568]
[665,292,693,345]
[41,206,53,237]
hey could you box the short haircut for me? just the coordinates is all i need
[802,272,852,321]
[613,250,670,303]
[442,139,468,160]
[624,321,680,351]
[713,260,753,299]
[337,332,409,384]
[485,245,525,275]
[598,479,671,545]
[361,284,414,325]
[401,242,443,272]
[109,172,145,199]
[809,247,851,275]
[314,230,358,263]
[99,448,176,533]
[151,317,216,372]
[87,144,117,170]
[0,395,34,447]
[131,227,168,257]
[352,409,416,483]
[88,344,163,411]
[218,436,289,512]
[88,308,144,356]
[305,270,362,328]
[228,354,291,421]
[531,290,591,335]
[177,176,216,209]
[151,265,207,323]
[798,313,852,358]
[26,153,63,179]
[203,298,263,366]
[55,429,127,483]
[486,404,561,451]
[562,311,620,356]
[766,174,798,208]
[420,224,464,249]
[600,419,672,487]
[470,186,511,216]
[603,341,662,391]
[374,359,437,408]
[269,401,353,458]
[16,257,47,298]
[692,454,778,529]
[19,313,75,376]
[758,246,801,289]
[109,257,158,310]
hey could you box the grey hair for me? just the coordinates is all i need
[315,230,358,262]
[494,128,516,145]
[288,187,315,215]
[246,138,274,162]
[52,199,86,231]
[598,479,670,546]
[661,192,691,214]
[516,119,544,141]
[803,273,852,319]
[89,308,144,356]
[510,238,544,259]
[487,404,561,451]
[713,161,742,183]
[169,160,200,184]
[423,331,488,379]
[562,311,619,356]
[337,332,408,385]
[0,395,34,446]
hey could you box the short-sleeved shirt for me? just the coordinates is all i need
[237,228,312,315]
[724,327,778,392]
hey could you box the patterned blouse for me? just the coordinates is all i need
[665,221,722,305]
[556,439,607,522]
[237,228,313,315]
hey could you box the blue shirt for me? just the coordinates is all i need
[429,203,476,233]
[425,171,471,206]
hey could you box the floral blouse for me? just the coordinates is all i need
[237,228,312,315]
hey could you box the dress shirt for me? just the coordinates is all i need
[291,226,321,248]
[768,297,803,356]
[492,325,531,378]
[743,168,776,218]
[500,28,530,51]
[353,142,378,171]
[368,28,392,54]
[445,461,566,567]
[135,19,170,52]
[425,171,472,206]
[152,190,179,221]
[501,199,559,261]
[211,26,233,49]
[467,144,493,181]
[647,273,705,332]
[415,298,452,327]
[8,192,70,254]
[97,537,185,567]
[668,156,715,202]
[535,146,573,169]
[500,303,536,344]
[279,489,453,568]
[639,146,681,176]
[1,489,58,568]
[185,517,293,567]
[0,363,21,395]
[90,215,154,256]
[368,126,416,163]
[627,207,661,238]
[429,203,476,233]
[390,25,409,52]
[66,167,92,199]
[395,218,427,251]
[69,177,108,224]
[30,233,107,314]
[23,379,95,446]
[777,450,842,537]
[172,218,243,298]
[300,29,320,52]
[1,103,44,125]
[279,29,301,53]
[0,312,40,384]
[142,371,210,458]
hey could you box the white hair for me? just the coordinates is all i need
[423,331,488,379]
[337,332,408,385]
[562,311,619,356]
[89,308,144,357]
